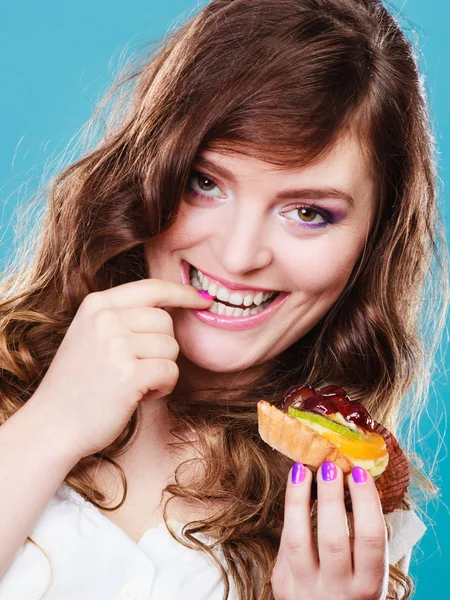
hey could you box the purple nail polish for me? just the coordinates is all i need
[352,466,368,484]
[198,290,214,300]
[292,462,306,484]
[321,461,337,482]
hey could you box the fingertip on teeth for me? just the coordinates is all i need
[198,290,214,300]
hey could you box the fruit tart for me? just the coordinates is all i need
[257,384,410,513]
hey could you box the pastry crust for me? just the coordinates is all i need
[257,399,354,473]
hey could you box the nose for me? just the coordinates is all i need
[215,202,273,275]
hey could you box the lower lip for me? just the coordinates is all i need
[180,261,290,330]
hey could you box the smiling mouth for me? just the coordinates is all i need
[189,264,280,317]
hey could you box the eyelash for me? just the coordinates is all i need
[186,170,337,229]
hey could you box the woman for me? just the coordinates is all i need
[0,0,446,599]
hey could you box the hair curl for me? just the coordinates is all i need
[0,1,448,599]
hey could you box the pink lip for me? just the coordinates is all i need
[180,261,290,330]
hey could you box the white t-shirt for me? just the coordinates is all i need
[0,482,427,600]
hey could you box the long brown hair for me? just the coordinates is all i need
[0,0,447,598]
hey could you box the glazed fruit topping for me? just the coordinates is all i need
[287,406,364,440]
[281,384,375,432]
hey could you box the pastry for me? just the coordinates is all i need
[257,384,410,513]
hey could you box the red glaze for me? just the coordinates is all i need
[280,384,375,432]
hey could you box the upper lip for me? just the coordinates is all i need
[190,263,278,293]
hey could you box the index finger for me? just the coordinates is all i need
[87,279,214,310]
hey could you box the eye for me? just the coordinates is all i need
[187,171,225,199]
[283,205,335,229]
[297,207,325,224]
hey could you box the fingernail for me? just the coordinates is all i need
[352,466,368,485]
[321,461,337,482]
[292,462,306,484]
[198,290,214,300]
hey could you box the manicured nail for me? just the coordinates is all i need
[321,461,337,482]
[352,466,368,485]
[292,462,306,484]
[198,290,214,300]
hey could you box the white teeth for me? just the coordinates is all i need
[205,296,274,317]
[191,276,202,290]
[217,301,226,315]
[214,298,273,317]
[216,287,230,303]
[229,292,244,306]
[253,292,264,306]
[208,283,218,296]
[189,266,278,314]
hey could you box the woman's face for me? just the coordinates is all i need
[144,135,375,374]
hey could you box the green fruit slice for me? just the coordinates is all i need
[287,407,364,441]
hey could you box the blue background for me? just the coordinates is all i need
[0,1,448,597]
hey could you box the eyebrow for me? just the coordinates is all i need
[193,156,355,208]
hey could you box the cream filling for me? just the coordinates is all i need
[328,412,359,431]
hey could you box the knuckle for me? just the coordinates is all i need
[322,537,347,555]
[155,307,173,328]
[163,359,179,382]
[81,292,104,314]
[318,494,339,509]
[284,534,307,555]
[165,335,179,357]
[286,494,305,510]
[108,334,129,355]
[93,308,117,331]
[120,358,138,381]
[359,532,386,551]
[161,362,179,393]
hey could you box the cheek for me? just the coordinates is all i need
[285,235,362,297]
[145,208,206,260]
[158,206,214,250]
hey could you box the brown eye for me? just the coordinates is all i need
[298,207,318,222]
[196,175,216,192]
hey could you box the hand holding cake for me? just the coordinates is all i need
[263,384,398,600]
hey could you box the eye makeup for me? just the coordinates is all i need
[187,171,226,200]
[284,204,337,229]
[185,170,343,230]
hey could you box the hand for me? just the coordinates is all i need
[27,279,213,461]
[271,462,389,600]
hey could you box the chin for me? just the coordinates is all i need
[177,335,259,374]
[183,347,255,373]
